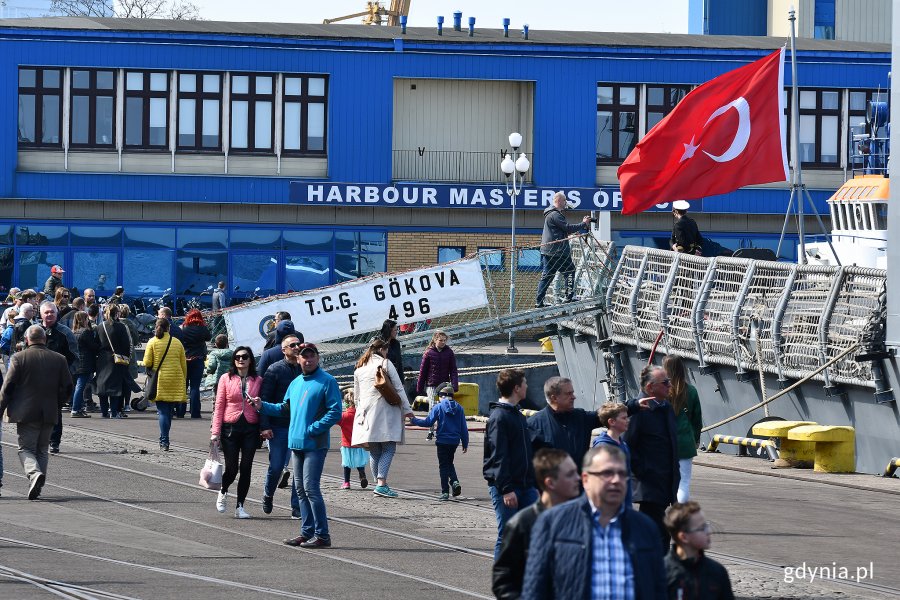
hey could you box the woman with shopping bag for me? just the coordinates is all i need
[211,346,262,519]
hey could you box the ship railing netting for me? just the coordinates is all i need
[602,245,886,388]
[205,234,619,370]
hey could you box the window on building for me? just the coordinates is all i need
[785,88,841,168]
[177,72,222,150]
[437,246,465,263]
[70,69,116,148]
[478,247,504,271]
[124,71,169,149]
[517,248,542,271]
[283,75,328,153]
[646,85,691,132]
[814,0,835,40]
[597,84,638,163]
[230,73,275,152]
[17,67,62,147]
[848,89,889,172]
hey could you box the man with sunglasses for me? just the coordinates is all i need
[624,365,680,550]
[522,444,666,600]
[258,334,303,517]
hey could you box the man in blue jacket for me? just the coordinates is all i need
[528,376,601,471]
[522,444,666,600]
[483,368,537,559]
[252,342,341,549]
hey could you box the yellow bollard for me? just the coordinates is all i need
[752,420,818,466]
[538,337,554,353]
[787,425,856,473]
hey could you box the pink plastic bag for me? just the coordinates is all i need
[199,441,224,490]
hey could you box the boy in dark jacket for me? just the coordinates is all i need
[483,368,537,559]
[408,382,468,500]
[663,501,735,600]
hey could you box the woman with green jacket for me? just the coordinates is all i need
[664,355,703,503]
[143,318,187,451]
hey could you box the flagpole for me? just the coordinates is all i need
[788,7,807,264]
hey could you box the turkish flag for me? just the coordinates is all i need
[618,49,789,215]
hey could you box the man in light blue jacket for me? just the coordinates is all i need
[252,342,341,549]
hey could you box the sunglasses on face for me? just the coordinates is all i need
[438,393,454,398]
[234,354,251,361]
[287,342,303,348]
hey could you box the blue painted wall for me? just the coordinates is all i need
[691,0,768,35]
[0,26,891,215]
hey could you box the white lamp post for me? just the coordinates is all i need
[501,132,530,353]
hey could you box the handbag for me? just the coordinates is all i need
[144,336,173,402]
[199,441,224,490]
[375,358,402,407]
[102,321,131,365]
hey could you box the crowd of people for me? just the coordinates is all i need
[0,272,727,598]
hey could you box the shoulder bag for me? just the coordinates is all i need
[102,320,131,366]
[144,336,173,403]
[375,358,402,407]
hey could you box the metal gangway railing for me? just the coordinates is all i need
[212,235,619,371]
[594,245,887,389]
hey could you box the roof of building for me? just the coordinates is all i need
[0,17,890,53]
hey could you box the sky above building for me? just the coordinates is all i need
[191,0,689,34]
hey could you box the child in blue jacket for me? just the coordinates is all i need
[408,382,469,500]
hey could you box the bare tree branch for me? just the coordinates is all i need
[50,0,202,20]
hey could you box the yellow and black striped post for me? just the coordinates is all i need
[883,457,900,478]
[707,434,779,462]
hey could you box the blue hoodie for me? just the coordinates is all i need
[592,430,633,506]
[259,366,341,451]
[409,397,469,449]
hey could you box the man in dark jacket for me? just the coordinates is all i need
[259,334,303,518]
[534,192,591,307]
[0,325,74,500]
[483,368,537,559]
[528,376,601,471]
[43,265,65,297]
[493,448,582,599]
[263,311,292,350]
[157,306,182,341]
[40,302,77,454]
[258,320,303,376]
[625,365,680,550]
[522,444,667,600]
[670,200,703,255]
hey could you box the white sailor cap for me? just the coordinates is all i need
[672,200,690,211]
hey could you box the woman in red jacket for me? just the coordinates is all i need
[210,345,261,519]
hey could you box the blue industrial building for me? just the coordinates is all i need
[0,16,890,304]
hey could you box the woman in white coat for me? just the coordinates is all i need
[352,338,413,498]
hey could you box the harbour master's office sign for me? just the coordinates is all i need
[289,182,689,212]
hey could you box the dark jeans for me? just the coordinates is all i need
[50,407,62,448]
[186,358,204,418]
[220,417,259,505]
[292,448,329,539]
[534,251,576,306]
[263,425,300,512]
[488,485,539,560]
[71,373,91,413]
[639,501,671,551]
[100,395,124,417]
[436,442,459,494]
[157,401,174,446]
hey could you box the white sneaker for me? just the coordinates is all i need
[216,490,227,513]
[235,504,251,519]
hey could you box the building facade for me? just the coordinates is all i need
[0,17,891,307]
[690,0,891,42]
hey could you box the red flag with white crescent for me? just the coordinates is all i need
[617,49,789,215]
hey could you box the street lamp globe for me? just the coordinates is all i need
[508,132,523,149]
[515,152,530,174]
[501,153,515,176]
